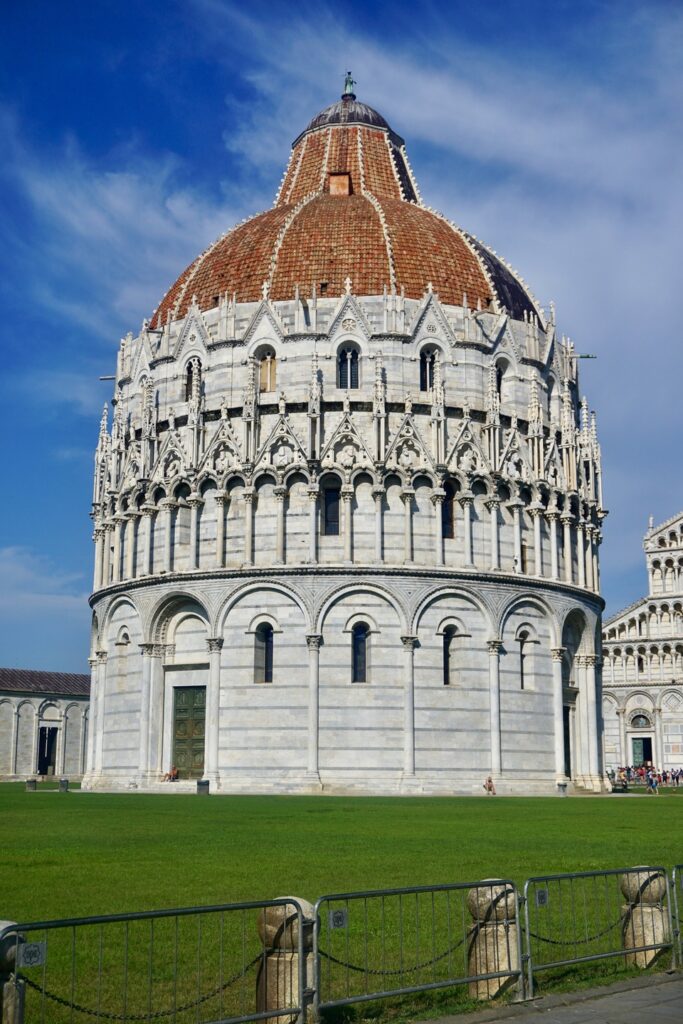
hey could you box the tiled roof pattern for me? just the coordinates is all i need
[151,103,538,322]
[271,194,389,298]
[0,668,90,697]
[382,200,492,308]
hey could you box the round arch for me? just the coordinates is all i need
[412,586,495,637]
[316,581,408,635]
[216,579,310,636]
[499,593,560,648]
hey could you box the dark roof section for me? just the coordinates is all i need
[294,98,406,148]
[0,668,90,697]
[465,234,540,321]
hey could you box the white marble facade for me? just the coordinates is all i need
[84,286,606,795]
[0,671,89,779]
[602,512,683,770]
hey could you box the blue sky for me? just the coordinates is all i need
[1,0,681,670]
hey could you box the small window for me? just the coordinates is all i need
[419,348,436,392]
[254,623,274,683]
[338,347,359,389]
[352,622,369,683]
[443,482,457,540]
[259,349,276,393]
[443,626,457,686]
[323,484,340,536]
[518,630,529,690]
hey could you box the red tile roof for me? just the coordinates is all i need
[0,668,90,697]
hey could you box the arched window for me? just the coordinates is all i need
[259,349,277,393]
[185,358,202,402]
[352,622,369,683]
[443,626,457,686]
[323,482,340,536]
[254,623,274,683]
[631,713,651,729]
[338,347,359,389]
[442,481,457,539]
[518,630,529,690]
[419,348,437,392]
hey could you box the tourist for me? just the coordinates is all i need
[483,776,496,796]
[162,765,179,782]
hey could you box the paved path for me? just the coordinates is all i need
[432,973,683,1024]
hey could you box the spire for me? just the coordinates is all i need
[343,71,356,100]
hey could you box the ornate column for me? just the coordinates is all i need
[243,488,255,565]
[372,486,385,562]
[583,655,600,785]
[307,486,319,563]
[306,635,322,780]
[93,525,104,590]
[485,498,500,571]
[561,513,573,584]
[125,511,138,579]
[593,529,601,593]
[139,644,154,779]
[214,490,227,568]
[508,499,523,573]
[188,493,203,570]
[86,656,99,774]
[139,643,164,781]
[487,640,503,776]
[161,499,175,573]
[342,485,354,563]
[401,636,418,776]
[101,521,113,586]
[94,650,107,773]
[530,504,543,576]
[551,648,566,780]
[654,707,664,768]
[205,638,223,785]
[547,510,559,580]
[460,492,474,567]
[10,703,20,775]
[142,504,155,575]
[112,514,125,583]
[617,707,627,766]
[274,485,287,564]
[432,488,445,567]
[401,487,415,564]
[576,521,586,588]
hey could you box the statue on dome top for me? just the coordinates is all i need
[343,71,356,99]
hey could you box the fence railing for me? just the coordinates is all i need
[2,869,682,1023]
[522,867,675,997]
[0,898,306,1024]
[313,879,523,1016]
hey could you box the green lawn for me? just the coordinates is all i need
[3,785,682,922]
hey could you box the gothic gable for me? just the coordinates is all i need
[385,414,435,476]
[320,411,374,480]
[254,413,308,478]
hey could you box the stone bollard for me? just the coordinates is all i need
[466,881,519,1000]
[620,868,670,968]
[59,778,69,793]
[0,922,25,1024]
[24,781,35,793]
[256,897,315,1024]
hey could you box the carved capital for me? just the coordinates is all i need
[274,486,287,501]
[458,491,474,508]
[306,634,323,650]
[371,486,386,500]
[487,639,503,655]
[341,485,354,501]
[207,637,224,654]
[88,656,99,670]
[95,650,108,664]
[584,655,600,667]
[401,635,419,651]
[187,493,204,509]
[431,488,446,506]
[141,504,156,518]
[551,647,566,662]
[401,488,415,504]
[243,488,256,505]
[213,490,227,506]
[484,497,500,512]
[307,486,319,500]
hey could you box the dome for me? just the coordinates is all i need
[151,91,540,326]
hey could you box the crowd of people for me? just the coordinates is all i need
[611,765,683,793]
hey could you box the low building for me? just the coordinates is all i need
[602,512,683,769]
[0,668,90,779]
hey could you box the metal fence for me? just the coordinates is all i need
[673,864,683,960]
[0,898,305,1024]
[313,880,523,1017]
[522,867,676,997]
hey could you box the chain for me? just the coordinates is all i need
[528,918,622,947]
[318,931,477,976]
[20,951,263,1021]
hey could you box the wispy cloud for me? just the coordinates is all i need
[0,547,89,617]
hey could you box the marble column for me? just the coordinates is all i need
[94,651,107,773]
[205,638,223,785]
[101,521,112,586]
[485,498,500,571]
[509,500,523,573]
[214,490,227,568]
[342,486,354,563]
[617,707,627,766]
[530,505,543,576]
[547,510,559,580]
[139,644,154,779]
[487,640,502,776]
[146,646,165,780]
[188,494,203,570]
[401,487,415,564]
[584,655,600,784]
[401,636,418,776]
[112,515,125,583]
[243,488,255,565]
[551,647,566,780]
[142,505,155,576]
[274,485,287,564]
[161,500,175,573]
[306,635,322,780]
[125,512,138,580]
[307,486,319,563]
[654,707,664,768]
[86,656,99,774]
[93,526,104,590]
[593,530,601,593]
[577,522,586,589]
[372,486,385,562]
[562,513,573,584]
[432,489,445,567]
[460,492,474,566]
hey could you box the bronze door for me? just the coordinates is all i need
[172,686,206,779]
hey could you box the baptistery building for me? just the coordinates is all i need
[84,82,607,795]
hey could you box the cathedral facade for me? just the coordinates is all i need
[602,513,683,770]
[84,85,606,795]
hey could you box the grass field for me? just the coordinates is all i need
[3,785,682,1022]
[3,785,682,922]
